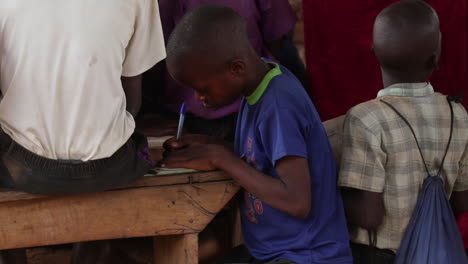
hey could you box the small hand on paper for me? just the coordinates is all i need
[161,134,234,171]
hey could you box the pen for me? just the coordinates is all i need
[176,102,186,141]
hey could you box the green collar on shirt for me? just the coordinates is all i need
[377,82,434,98]
[246,62,282,105]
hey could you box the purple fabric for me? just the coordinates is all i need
[137,146,155,165]
[158,0,297,120]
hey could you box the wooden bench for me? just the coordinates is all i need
[0,171,239,264]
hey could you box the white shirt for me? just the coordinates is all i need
[0,0,166,160]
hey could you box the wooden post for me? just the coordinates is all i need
[154,233,198,264]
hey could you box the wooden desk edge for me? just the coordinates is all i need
[0,180,240,251]
[0,170,231,204]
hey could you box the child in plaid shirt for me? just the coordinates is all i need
[338,0,468,260]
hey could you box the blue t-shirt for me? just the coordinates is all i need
[234,62,352,264]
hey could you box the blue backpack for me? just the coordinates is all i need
[382,97,467,264]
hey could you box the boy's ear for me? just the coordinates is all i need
[229,60,246,77]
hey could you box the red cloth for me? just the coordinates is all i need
[303,0,468,121]
[457,212,468,249]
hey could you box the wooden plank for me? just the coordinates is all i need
[231,206,244,248]
[126,171,230,189]
[154,233,198,264]
[0,171,231,204]
[0,181,239,250]
[0,190,47,204]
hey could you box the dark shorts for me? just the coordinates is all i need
[0,129,151,194]
[220,245,297,264]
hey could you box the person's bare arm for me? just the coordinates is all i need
[163,134,233,152]
[451,190,468,214]
[161,144,311,219]
[341,188,385,230]
[222,154,311,219]
[121,75,142,117]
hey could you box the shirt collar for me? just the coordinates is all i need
[246,62,282,105]
[377,82,434,98]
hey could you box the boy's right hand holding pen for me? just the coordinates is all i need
[164,133,232,149]
[161,141,234,171]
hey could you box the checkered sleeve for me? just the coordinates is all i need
[454,145,468,192]
[338,112,387,192]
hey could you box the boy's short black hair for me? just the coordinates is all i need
[166,5,251,67]
[373,0,440,71]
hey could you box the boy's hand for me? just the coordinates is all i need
[161,144,232,171]
[163,134,212,151]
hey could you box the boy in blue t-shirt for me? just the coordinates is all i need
[162,5,352,264]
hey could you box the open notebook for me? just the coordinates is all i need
[147,136,172,149]
[145,136,199,176]
[144,167,199,177]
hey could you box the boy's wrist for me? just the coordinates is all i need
[212,146,236,170]
[207,136,234,151]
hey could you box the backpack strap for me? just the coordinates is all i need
[380,97,455,177]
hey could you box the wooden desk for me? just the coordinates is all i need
[0,171,239,264]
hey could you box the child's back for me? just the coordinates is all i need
[341,86,468,251]
[339,0,468,254]
[0,0,164,194]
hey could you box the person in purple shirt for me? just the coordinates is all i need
[163,5,353,264]
[142,0,301,140]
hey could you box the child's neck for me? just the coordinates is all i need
[243,58,271,97]
[381,69,431,88]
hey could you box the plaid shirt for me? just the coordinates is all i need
[339,83,468,251]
